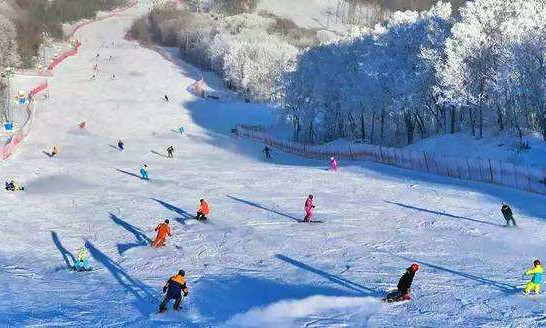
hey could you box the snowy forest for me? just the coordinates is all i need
[131,0,546,147]
[283,0,546,146]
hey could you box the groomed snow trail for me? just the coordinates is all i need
[1,3,546,327]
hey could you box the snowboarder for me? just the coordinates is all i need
[73,245,91,271]
[196,199,210,221]
[5,180,24,191]
[51,146,59,157]
[167,146,174,158]
[501,203,516,227]
[159,270,188,313]
[524,260,543,295]
[262,145,272,160]
[385,263,419,302]
[164,94,169,102]
[303,195,315,222]
[151,219,171,248]
[78,120,86,129]
[140,164,149,180]
[330,157,338,171]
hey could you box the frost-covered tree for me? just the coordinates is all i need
[282,2,452,144]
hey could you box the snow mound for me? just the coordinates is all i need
[224,295,381,327]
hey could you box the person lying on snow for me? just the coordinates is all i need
[151,219,171,247]
[385,263,419,302]
[196,199,210,221]
[5,180,24,191]
[74,245,91,271]
[524,259,543,295]
[159,270,189,313]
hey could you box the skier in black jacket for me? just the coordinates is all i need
[385,263,419,302]
[501,203,516,227]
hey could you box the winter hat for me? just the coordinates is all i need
[410,263,419,272]
[534,260,541,266]
[330,157,334,160]
[178,270,185,276]
[165,219,170,224]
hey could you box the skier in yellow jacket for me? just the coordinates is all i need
[524,259,543,295]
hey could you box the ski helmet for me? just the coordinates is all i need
[330,157,334,161]
[178,270,185,276]
[410,263,419,272]
[165,219,170,224]
[308,194,313,199]
[534,260,541,266]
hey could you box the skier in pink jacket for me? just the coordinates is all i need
[304,195,315,222]
[330,157,338,171]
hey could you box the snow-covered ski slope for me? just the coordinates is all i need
[1,3,546,327]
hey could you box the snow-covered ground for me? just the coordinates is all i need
[1,2,546,327]
[258,0,348,32]
[407,131,546,168]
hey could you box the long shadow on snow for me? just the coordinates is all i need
[275,254,378,295]
[152,198,193,224]
[109,213,151,255]
[183,98,546,220]
[360,161,546,220]
[51,231,75,268]
[227,195,299,222]
[384,252,518,293]
[191,274,361,323]
[115,168,144,180]
[384,201,505,228]
[85,240,155,315]
[182,98,327,168]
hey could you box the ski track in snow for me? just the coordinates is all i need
[1,2,546,327]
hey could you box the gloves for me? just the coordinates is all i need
[183,291,188,297]
[163,287,167,293]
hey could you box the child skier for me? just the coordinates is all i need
[151,219,171,248]
[303,195,315,222]
[140,164,149,180]
[501,203,517,226]
[196,199,210,221]
[167,146,174,158]
[385,263,419,302]
[117,140,124,151]
[159,270,189,313]
[73,245,91,271]
[330,157,338,171]
[523,260,543,295]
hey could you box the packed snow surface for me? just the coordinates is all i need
[1,2,546,327]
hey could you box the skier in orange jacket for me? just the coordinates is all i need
[151,219,171,247]
[196,199,210,221]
